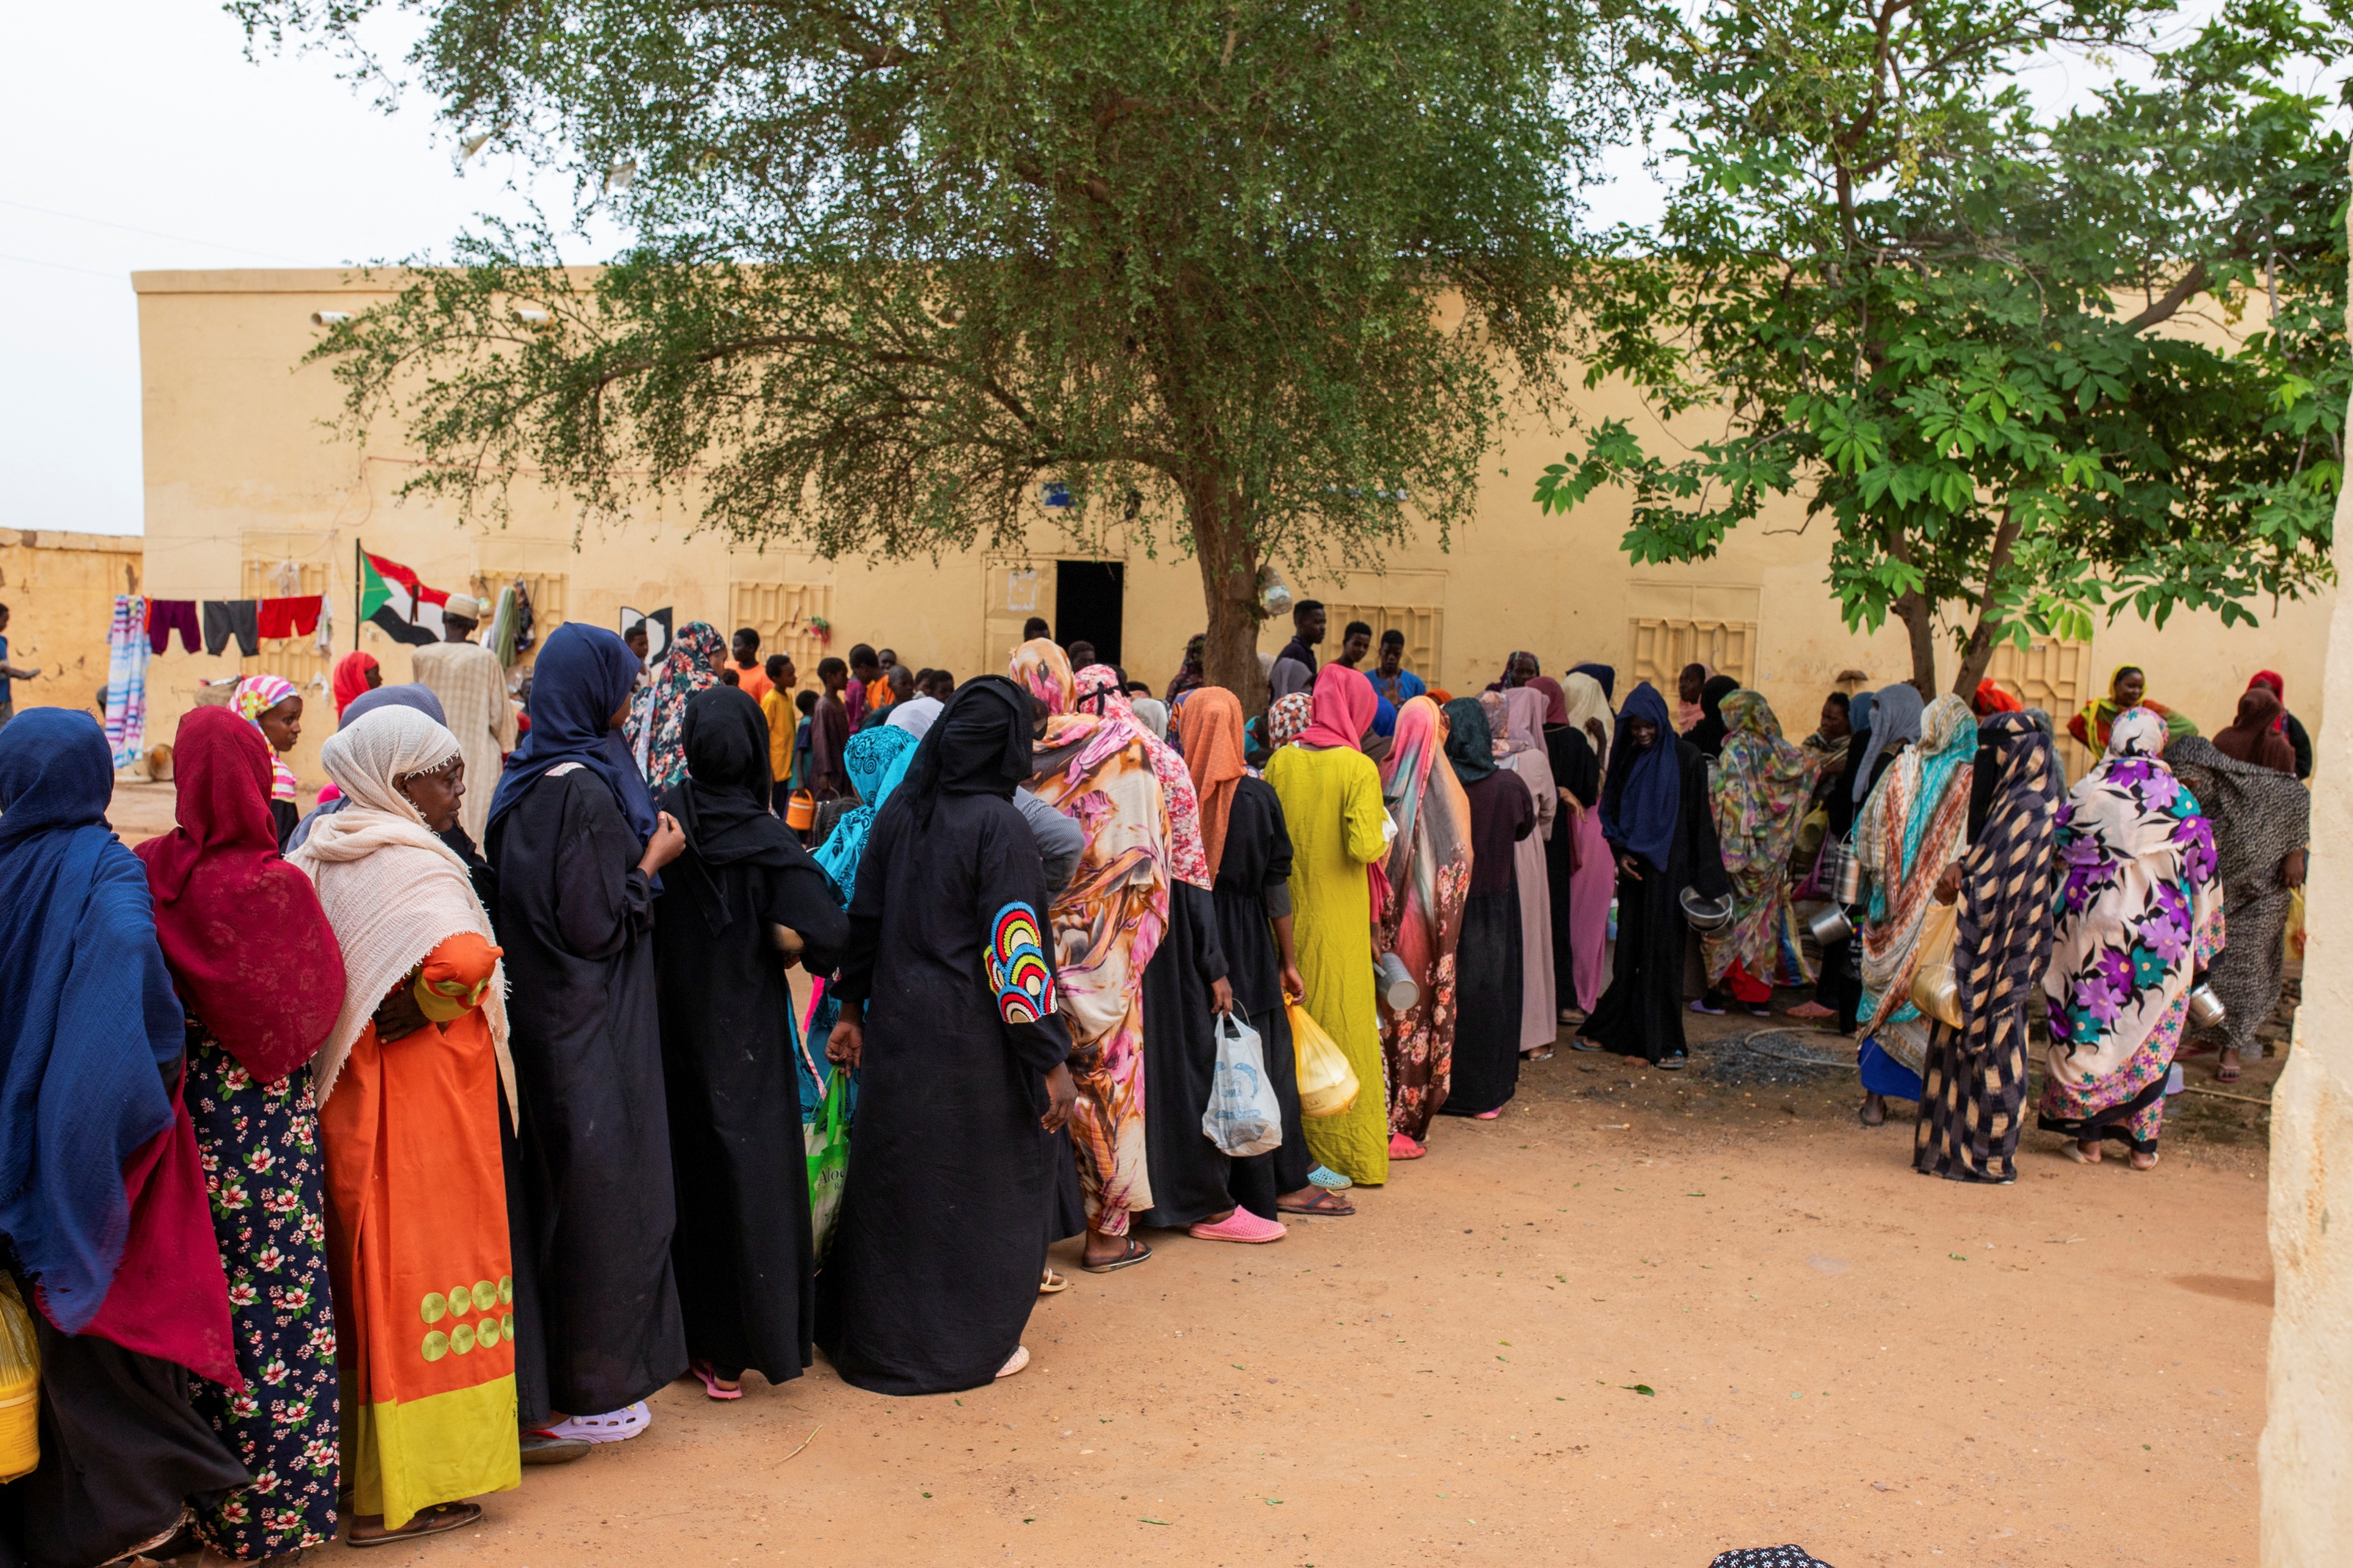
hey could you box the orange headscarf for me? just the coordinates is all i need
[1176,687,1248,881]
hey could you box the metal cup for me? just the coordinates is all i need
[2186,984,2226,1029]
[1834,843,1862,907]
[1808,904,1854,946]
[1375,951,1420,1013]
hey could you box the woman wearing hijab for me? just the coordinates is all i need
[484,623,689,1447]
[137,707,346,1562]
[1684,673,1740,759]
[1569,662,1617,702]
[1011,640,1174,1270]
[1852,694,1977,1125]
[1702,690,1826,1017]
[1266,664,1394,1180]
[801,725,922,1102]
[2212,685,2298,775]
[1491,686,1561,1055]
[331,650,382,719]
[1439,697,1536,1115]
[641,620,726,792]
[2039,709,2222,1167]
[1913,712,2059,1182]
[817,678,1078,1391]
[287,703,519,1543]
[2067,665,2197,753]
[1164,635,1208,705]
[1794,689,1881,1031]
[2244,671,2312,779]
[1527,678,1599,1026]
[0,711,247,1568]
[1551,673,1616,1017]
[2166,733,2308,1083]
[1576,682,1729,1070]
[1378,695,1472,1152]
[655,687,851,1400]
[235,673,306,848]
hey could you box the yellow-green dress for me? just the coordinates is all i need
[1265,743,1390,1185]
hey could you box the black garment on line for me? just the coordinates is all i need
[816,790,1074,1396]
[1446,769,1537,1116]
[1578,738,1728,1065]
[655,687,851,1386]
[1136,880,1233,1230]
[489,768,686,1424]
[201,600,259,659]
[1209,778,1311,1212]
[0,1305,247,1568]
[1541,723,1602,1009]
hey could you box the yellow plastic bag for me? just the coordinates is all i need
[1907,900,1962,1029]
[0,1275,41,1484]
[1288,999,1360,1119]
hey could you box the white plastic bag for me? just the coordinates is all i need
[1202,1011,1284,1157]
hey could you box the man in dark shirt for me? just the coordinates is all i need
[811,656,852,798]
[1269,600,1325,699]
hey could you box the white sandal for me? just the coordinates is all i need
[996,1345,1031,1379]
[548,1400,652,1443]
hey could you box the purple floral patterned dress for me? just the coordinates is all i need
[185,1025,340,1555]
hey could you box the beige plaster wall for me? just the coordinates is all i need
[134,269,2332,788]
[0,527,144,720]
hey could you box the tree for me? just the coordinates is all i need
[1534,0,2347,697]
[236,0,1641,702]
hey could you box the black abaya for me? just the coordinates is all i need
[1446,770,1536,1115]
[1210,778,1311,1215]
[1578,739,1728,1065]
[1541,724,1602,1012]
[816,791,1074,1396]
[1136,882,1232,1230]
[489,769,686,1423]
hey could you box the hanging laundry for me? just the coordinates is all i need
[358,552,449,646]
[146,599,200,655]
[312,589,335,656]
[105,596,149,766]
[255,595,323,640]
[203,600,260,658]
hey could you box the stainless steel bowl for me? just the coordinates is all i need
[2186,983,2226,1029]
[1679,887,1735,932]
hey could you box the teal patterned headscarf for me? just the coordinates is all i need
[813,725,920,902]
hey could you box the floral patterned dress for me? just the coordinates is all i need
[186,1025,339,1556]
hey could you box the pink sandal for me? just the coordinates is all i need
[692,1362,743,1400]
[1188,1209,1287,1245]
[1388,1133,1427,1160]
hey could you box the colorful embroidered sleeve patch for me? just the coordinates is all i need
[987,902,1055,1025]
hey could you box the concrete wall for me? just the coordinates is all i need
[0,527,144,720]
[132,269,2334,787]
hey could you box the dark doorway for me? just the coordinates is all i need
[1055,560,1124,670]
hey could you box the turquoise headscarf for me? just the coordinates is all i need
[813,725,919,902]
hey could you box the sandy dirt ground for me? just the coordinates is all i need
[109,783,2273,1567]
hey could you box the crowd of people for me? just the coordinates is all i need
[0,588,2316,1563]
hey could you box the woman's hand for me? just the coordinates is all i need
[2284,848,2308,890]
[1934,863,1961,905]
[1040,1062,1078,1132]
[1615,850,1643,882]
[1211,977,1235,1015]
[638,810,687,876]
[826,1012,864,1069]
[371,982,432,1044]
[1558,788,1584,818]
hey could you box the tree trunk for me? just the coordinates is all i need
[1950,508,2025,699]
[1880,527,1939,693]
[1187,479,1266,711]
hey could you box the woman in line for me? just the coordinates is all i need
[1528,676,1603,1027]
[802,726,921,1102]
[485,623,688,1446]
[0,710,247,1568]
[2068,665,2197,753]
[1486,688,1559,1056]
[138,706,347,1563]
[1552,673,1615,1019]
[331,650,382,720]
[289,703,519,1542]
[1851,693,1976,1125]
[818,679,1078,1391]
[1013,640,1173,1270]
[1701,690,1825,1018]
[235,673,306,849]
[655,687,851,1399]
[1683,673,1740,759]
[1913,710,2058,1182]
[1377,695,1471,1156]
[2165,733,2308,1083]
[1164,635,1208,705]
[2243,670,2312,779]
[2211,684,2298,776]
[1577,683,1728,1070]
[1791,689,1878,1030]
[641,620,726,793]
[1265,665,1393,1181]
[2039,708,2223,1167]
[1441,697,1535,1115]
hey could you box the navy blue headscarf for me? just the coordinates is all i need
[1599,681,1684,875]
[0,709,185,1332]
[485,622,658,843]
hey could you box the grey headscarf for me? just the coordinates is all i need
[1852,682,1924,800]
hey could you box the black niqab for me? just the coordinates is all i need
[665,686,811,932]
[1686,674,1739,757]
[901,676,1034,819]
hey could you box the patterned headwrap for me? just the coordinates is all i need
[1075,664,1209,888]
[234,673,302,801]
[643,621,725,792]
[1011,637,1078,716]
[1265,692,1314,750]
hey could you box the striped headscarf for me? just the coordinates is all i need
[234,673,302,802]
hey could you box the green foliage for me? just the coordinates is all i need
[1534,0,2347,687]
[236,0,1642,685]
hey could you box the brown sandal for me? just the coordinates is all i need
[1278,1189,1356,1217]
[349,1503,482,1548]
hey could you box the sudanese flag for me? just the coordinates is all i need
[359,552,451,646]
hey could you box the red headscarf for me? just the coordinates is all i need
[2214,686,2297,774]
[1526,675,1571,728]
[2249,670,2288,733]
[1973,679,2022,716]
[1298,663,1378,751]
[331,650,381,717]
[135,707,346,1083]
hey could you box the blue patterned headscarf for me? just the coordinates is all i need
[812,725,920,903]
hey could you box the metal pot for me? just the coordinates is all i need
[1807,903,1854,946]
[2186,984,2226,1030]
[1834,841,1862,906]
[1679,887,1735,932]
[1375,951,1420,1013]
